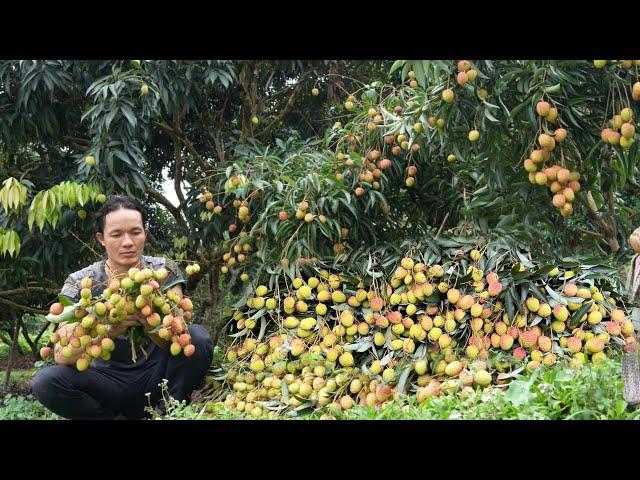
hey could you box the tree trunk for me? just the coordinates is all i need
[2,315,20,393]
[208,261,222,345]
[19,318,38,360]
[238,61,259,141]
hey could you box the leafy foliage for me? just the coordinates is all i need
[0,394,61,420]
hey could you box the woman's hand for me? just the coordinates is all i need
[106,313,146,339]
[53,322,86,365]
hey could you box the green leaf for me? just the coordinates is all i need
[484,108,500,123]
[58,295,75,307]
[515,251,535,268]
[545,285,567,306]
[121,104,137,128]
[396,367,412,394]
[45,305,77,324]
[570,301,593,325]
[390,60,406,75]
[257,316,268,342]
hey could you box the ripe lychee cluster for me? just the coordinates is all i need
[43,267,196,371]
[601,107,635,150]
[197,190,223,215]
[209,247,635,417]
[185,263,201,276]
[221,231,256,277]
[524,101,581,217]
[195,188,260,277]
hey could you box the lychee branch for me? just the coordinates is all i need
[257,82,304,142]
[575,227,605,239]
[0,297,48,315]
[147,188,189,231]
[154,121,211,175]
[0,287,59,297]
[63,135,90,152]
[578,192,619,252]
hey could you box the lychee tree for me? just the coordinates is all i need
[207,232,636,417]
[2,60,639,371]
[371,60,640,257]
[0,60,388,357]
[190,60,640,416]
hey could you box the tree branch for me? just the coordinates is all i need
[257,81,304,141]
[173,138,186,208]
[19,317,37,356]
[435,212,450,239]
[263,70,276,96]
[155,120,210,175]
[154,121,177,137]
[34,321,53,345]
[147,187,189,231]
[607,186,616,226]
[0,298,47,315]
[578,191,619,253]
[215,89,231,152]
[196,108,226,166]
[579,193,610,233]
[179,131,211,174]
[0,287,59,297]
[576,227,604,239]
[3,313,20,392]
[63,135,90,152]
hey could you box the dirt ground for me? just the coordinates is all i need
[1,355,36,399]
[0,354,35,371]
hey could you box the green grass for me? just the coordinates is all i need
[2,354,638,420]
[0,368,37,386]
[0,321,51,361]
[0,339,31,361]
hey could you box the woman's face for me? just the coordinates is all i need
[96,208,147,269]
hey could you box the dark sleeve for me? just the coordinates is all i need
[60,274,80,302]
[163,258,187,290]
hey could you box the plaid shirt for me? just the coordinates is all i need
[624,254,640,305]
[59,255,186,368]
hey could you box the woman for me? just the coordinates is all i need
[31,195,214,419]
[626,227,640,302]
[623,226,640,405]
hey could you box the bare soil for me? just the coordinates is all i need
[1,354,36,399]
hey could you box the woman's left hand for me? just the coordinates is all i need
[129,311,152,331]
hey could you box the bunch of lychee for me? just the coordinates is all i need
[601,107,635,150]
[185,263,201,276]
[220,231,255,276]
[211,247,634,417]
[42,267,196,371]
[276,200,353,260]
[440,60,478,105]
[343,94,357,112]
[198,190,223,215]
[524,101,580,216]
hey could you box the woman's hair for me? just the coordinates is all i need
[95,195,147,235]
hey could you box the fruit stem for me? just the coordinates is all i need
[131,337,137,363]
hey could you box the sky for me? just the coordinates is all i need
[161,167,188,207]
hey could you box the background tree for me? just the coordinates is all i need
[0,59,388,361]
[2,59,639,369]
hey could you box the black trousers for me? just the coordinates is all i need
[31,324,214,420]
